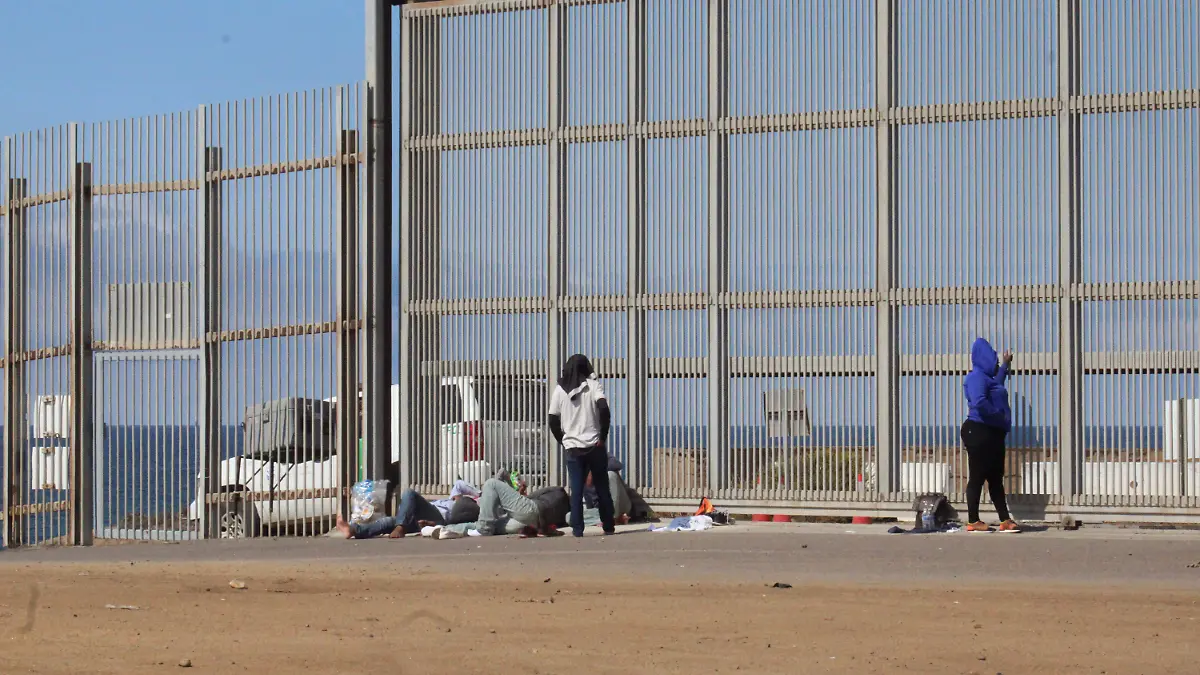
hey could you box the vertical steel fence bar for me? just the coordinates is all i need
[547,0,568,487]
[401,15,442,493]
[365,0,393,484]
[2,156,26,548]
[875,0,899,497]
[399,14,414,496]
[1179,398,1189,498]
[1058,0,1082,501]
[68,124,95,546]
[196,107,222,539]
[626,0,648,489]
[707,0,730,494]
[337,109,361,520]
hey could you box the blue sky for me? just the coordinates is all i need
[0,1,364,135]
[0,1,369,427]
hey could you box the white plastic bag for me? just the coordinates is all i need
[350,480,390,525]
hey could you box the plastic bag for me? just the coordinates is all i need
[350,480,390,525]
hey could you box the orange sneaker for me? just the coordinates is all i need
[996,519,1021,533]
[966,521,993,533]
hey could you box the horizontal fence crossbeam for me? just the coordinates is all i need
[402,0,623,19]
[401,281,1200,317]
[399,90,1200,152]
[418,351,1200,379]
[0,153,364,214]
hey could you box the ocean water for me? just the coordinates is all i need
[0,423,1169,545]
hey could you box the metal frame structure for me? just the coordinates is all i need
[397,0,1200,520]
[366,0,395,489]
[1,86,369,547]
[93,349,201,542]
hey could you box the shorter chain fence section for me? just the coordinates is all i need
[0,84,367,547]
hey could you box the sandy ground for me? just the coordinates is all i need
[2,524,1199,674]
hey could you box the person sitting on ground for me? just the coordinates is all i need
[583,455,631,525]
[334,479,480,539]
[576,454,657,529]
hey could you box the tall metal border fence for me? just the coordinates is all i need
[396,0,1199,521]
[1,1,1198,548]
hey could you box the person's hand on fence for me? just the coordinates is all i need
[1002,349,1014,366]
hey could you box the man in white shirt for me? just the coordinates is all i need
[548,354,616,537]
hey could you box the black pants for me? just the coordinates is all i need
[565,445,615,536]
[961,420,1011,523]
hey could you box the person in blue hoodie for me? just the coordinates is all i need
[962,338,1019,533]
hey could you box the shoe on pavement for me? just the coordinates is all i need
[966,521,993,533]
[996,519,1021,533]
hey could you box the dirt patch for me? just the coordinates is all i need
[0,562,1195,674]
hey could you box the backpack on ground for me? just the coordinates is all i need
[912,492,958,529]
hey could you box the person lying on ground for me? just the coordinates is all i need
[334,480,481,539]
[429,471,562,539]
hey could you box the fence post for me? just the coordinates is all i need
[1057,0,1083,499]
[336,122,361,517]
[401,16,442,490]
[547,0,567,487]
[398,13,412,496]
[1177,398,1188,498]
[364,0,394,485]
[68,125,95,546]
[874,0,900,497]
[625,0,648,490]
[2,150,27,548]
[706,0,730,495]
[196,106,223,539]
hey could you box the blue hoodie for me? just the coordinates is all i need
[963,338,1011,432]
